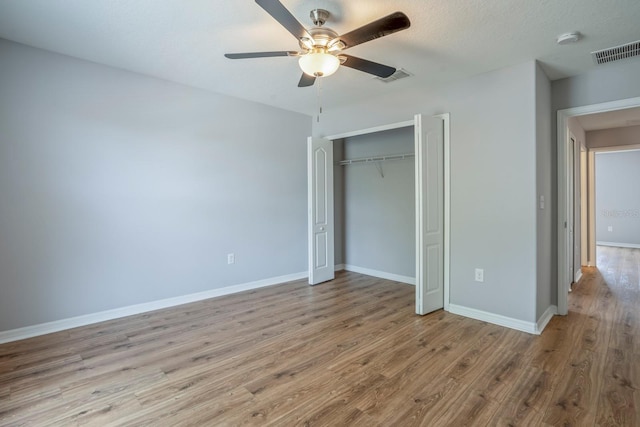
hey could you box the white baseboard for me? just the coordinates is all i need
[574,269,583,283]
[535,305,558,334]
[0,271,308,344]
[335,263,346,271]
[448,304,539,334]
[597,241,640,249]
[342,264,415,285]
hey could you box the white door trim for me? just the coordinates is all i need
[589,144,640,153]
[587,151,596,266]
[580,147,588,267]
[435,113,451,311]
[557,96,640,315]
[567,133,576,293]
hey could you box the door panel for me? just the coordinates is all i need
[415,115,444,315]
[308,137,334,285]
[426,246,441,292]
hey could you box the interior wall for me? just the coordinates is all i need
[587,125,640,149]
[339,127,415,278]
[0,40,311,331]
[552,57,640,111]
[535,63,553,319]
[314,61,539,323]
[594,150,640,246]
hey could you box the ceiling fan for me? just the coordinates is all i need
[225,0,411,87]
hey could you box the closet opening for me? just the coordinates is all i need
[334,125,416,285]
[308,114,450,315]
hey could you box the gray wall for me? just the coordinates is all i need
[535,63,553,319]
[594,150,640,245]
[315,61,539,323]
[552,57,640,111]
[338,127,415,277]
[588,125,640,149]
[0,40,311,331]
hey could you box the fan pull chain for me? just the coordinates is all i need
[316,76,323,123]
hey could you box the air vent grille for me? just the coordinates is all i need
[592,40,640,65]
[375,68,412,83]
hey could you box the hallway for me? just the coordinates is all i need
[556,245,640,425]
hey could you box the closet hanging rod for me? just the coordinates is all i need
[337,152,415,166]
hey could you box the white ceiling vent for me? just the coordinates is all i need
[375,68,412,83]
[592,40,640,65]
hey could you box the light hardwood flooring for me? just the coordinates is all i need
[0,246,638,426]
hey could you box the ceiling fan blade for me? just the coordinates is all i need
[255,0,313,42]
[340,55,396,78]
[333,12,410,50]
[225,51,298,59]
[298,73,316,87]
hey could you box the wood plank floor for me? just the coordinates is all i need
[0,246,638,426]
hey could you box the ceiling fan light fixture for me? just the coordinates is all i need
[299,51,340,77]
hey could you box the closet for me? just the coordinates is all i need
[308,114,447,315]
[334,126,416,283]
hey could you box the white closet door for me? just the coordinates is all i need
[308,137,335,285]
[415,115,444,314]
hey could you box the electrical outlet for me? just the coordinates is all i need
[227,253,235,265]
[475,268,484,282]
[607,226,613,232]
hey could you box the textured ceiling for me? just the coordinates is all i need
[1,0,640,115]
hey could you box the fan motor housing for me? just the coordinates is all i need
[300,27,339,50]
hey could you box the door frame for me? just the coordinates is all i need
[557,96,640,315]
[580,145,588,267]
[324,113,451,311]
[566,133,576,292]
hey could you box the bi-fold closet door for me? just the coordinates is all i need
[308,115,444,315]
[307,137,334,285]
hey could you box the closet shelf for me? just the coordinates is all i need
[337,153,414,166]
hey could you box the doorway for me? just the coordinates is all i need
[308,114,451,315]
[557,96,640,315]
[593,148,640,252]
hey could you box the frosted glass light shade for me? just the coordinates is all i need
[299,52,340,77]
